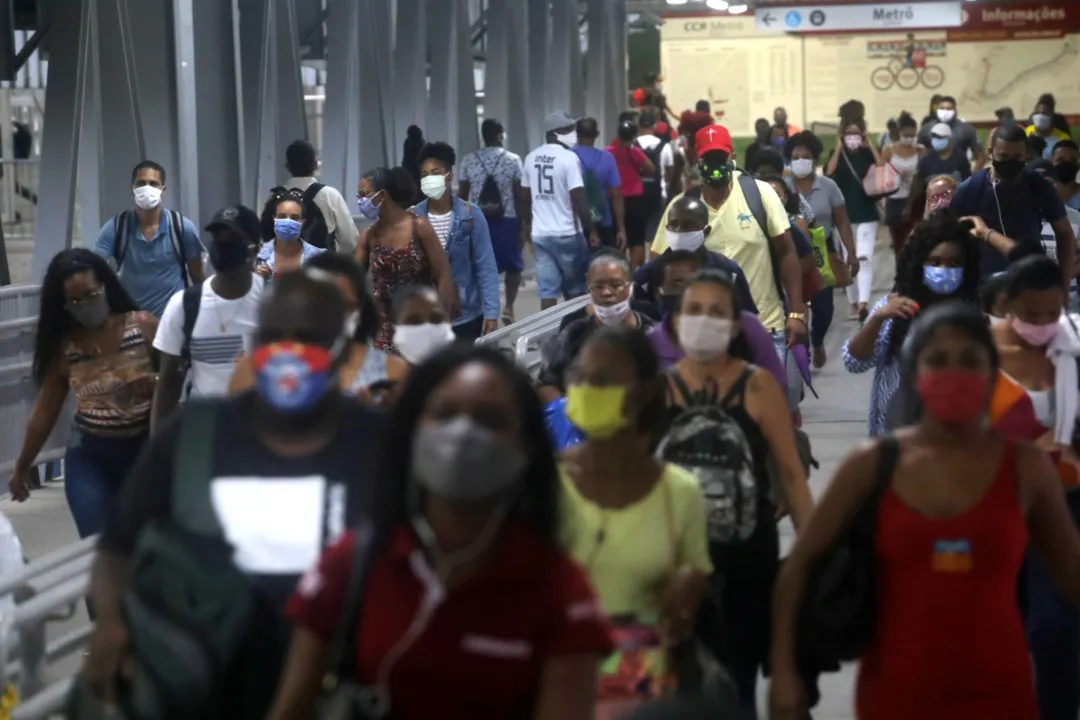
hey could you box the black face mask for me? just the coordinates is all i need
[1053,161,1080,184]
[700,159,734,189]
[993,158,1025,183]
[209,240,251,273]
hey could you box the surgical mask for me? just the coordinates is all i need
[593,299,631,326]
[993,158,1025,183]
[66,294,110,329]
[936,108,956,123]
[274,218,303,242]
[411,416,526,503]
[666,228,706,252]
[899,136,916,147]
[677,315,733,361]
[1053,162,1079,184]
[843,134,862,151]
[927,194,952,213]
[251,342,338,414]
[771,136,785,147]
[133,186,162,211]
[917,370,987,425]
[209,240,251,273]
[931,138,950,152]
[790,158,814,178]
[1011,317,1060,347]
[987,314,1007,327]
[393,322,456,364]
[343,310,359,339]
[357,194,382,220]
[420,174,448,200]
[565,384,628,439]
[554,131,578,148]
[1032,114,1052,132]
[923,265,964,295]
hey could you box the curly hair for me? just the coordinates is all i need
[886,211,981,360]
[897,111,917,130]
[839,100,867,132]
[783,130,824,162]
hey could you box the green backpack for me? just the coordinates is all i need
[582,167,607,225]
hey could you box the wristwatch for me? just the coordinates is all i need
[788,312,807,325]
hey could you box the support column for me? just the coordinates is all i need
[428,0,478,156]
[368,0,395,164]
[484,0,508,132]
[453,0,478,156]
[322,0,361,196]
[526,0,549,144]
[261,0,308,200]
[393,0,427,153]
[486,0,529,156]
[77,12,101,247]
[236,0,270,207]
[608,0,628,128]
[549,0,583,120]
[584,0,619,135]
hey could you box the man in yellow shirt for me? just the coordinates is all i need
[1027,97,1072,160]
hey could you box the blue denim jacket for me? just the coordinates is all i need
[413,195,501,325]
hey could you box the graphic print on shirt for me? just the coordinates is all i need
[931,538,973,573]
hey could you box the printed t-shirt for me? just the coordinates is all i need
[523,143,586,236]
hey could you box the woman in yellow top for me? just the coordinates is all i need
[560,326,712,718]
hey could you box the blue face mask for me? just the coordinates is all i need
[931,138,950,152]
[357,193,382,220]
[924,265,964,295]
[251,342,336,414]
[274,218,302,242]
[771,136,785,147]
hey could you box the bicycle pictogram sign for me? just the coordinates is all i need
[871,44,944,91]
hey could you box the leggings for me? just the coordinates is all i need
[810,286,834,349]
[843,222,879,305]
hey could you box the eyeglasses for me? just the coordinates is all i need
[65,289,103,307]
[589,281,628,293]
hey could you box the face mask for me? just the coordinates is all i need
[274,218,303,242]
[251,342,337,414]
[420,174,448,200]
[771,137,785,147]
[393,322,456,364]
[554,131,578,148]
[843,134,862,151]
[133,186,162,211]
[931,138,950,152]
[923,266,964,295]
[937,108,956,123]
[67,294,110,329]
[344,310,359,339]
[593,299,631,326]
[666,228,706,252]
[926,195,952,213]
[993,158,1025,183]
[565,384,628,439]
[899,137,916,147]
[1032,114,1052,132]
[700,159,733,188]
[1053,162,1079,184]
[987,314,1007,327]
[917,370,987,425]
[357,193,382,220]
[658,293,679,316]
[209,240,251,273]
[1011,317,1060,347]
[790,158,814,178]
[677,315,733,361]
[410,416,526,503]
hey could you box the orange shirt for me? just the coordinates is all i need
[990,370,1079,489]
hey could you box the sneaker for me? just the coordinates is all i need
[812,346,827,369]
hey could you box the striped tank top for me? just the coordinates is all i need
[64,312,156,437]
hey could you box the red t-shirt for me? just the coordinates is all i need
[286,521,614,719]
[605,143,650,197]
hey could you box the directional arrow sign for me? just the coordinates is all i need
[755,2,962,33]
[761,12,776,27]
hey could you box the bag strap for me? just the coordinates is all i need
[867,435,900,515]
[718,364,756,408]
[172,399,223,537]
[302,182,325,205]
[736,173,770,241]
[114,212,130,272]
[168,210,190,288]
[323,519,377,689]
[667,370,696,408]
[180,283,202,361]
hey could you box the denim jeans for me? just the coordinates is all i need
[532,233,589,300]
[769,331,804,412]
[64,429,148,538]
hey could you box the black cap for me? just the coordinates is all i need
[205,205,262,245]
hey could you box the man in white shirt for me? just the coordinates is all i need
[521,110,601,309]
[151,205,264,429]
[283,140,359,252]
[1041,203,1080,310]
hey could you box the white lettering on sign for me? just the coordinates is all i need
[981,6,1066,24]
[872,6,915,23]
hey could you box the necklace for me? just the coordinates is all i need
[211,295,240,333]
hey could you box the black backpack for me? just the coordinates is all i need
[179,283,202,366]
[476,152,506,222]
[300,182,336,250]
[636,137,666,203]
[657,369,764,547]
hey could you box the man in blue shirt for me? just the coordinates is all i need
[573,118,627,249]
[949,126,1074,284]
[94,160,205,317]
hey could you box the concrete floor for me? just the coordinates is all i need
[0,231,898,717]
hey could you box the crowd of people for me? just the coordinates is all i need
[6,76,1080,720]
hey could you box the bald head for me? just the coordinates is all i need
[666,195,710,233]
[256,268,347,347]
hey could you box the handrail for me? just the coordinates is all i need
[477,295,589,346]
[11,677,71,720]
[0,537,95,600]
[14,575,89,629]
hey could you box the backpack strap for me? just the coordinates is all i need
[302,181,325,205]
[322,519,377,690]
[667,370,696,408]
[736,173,771,245]
[180,282,203,361]
[172,399,223,537]
[168,209,190,288]
[718,364,756,408]
[113,211,130,272]
[867,435,900,513]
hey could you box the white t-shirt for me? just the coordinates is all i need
[522,143,584,237]
[1041,205,1080,305]
[429,211,452,250]
[634,135,674,201]
[154,275,264,397]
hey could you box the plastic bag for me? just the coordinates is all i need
[0,511,24,616]
[544,397,585,452]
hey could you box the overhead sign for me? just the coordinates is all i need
[951,2,1080,42]
[756,2,964,34]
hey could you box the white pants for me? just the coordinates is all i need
[843,221,878,306]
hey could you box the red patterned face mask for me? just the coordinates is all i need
[916,370,988,425]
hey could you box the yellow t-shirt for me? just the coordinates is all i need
[1025,124,1070,146]
[650,174,790,331]
[560,465,713,618]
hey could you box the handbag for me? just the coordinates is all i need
[842,150,900,200]
[798,436,899,665]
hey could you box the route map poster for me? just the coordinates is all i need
[660,2,1080,135]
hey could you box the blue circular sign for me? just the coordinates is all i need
[785,11,802,28]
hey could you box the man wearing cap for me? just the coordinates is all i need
[151,204,265,428]
[522,110,602,310]
[649,124,807,359]
[904,122,972,223]
[917,95,987,171]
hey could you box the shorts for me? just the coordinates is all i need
[533,233,590,300]
[623,193,654,248]
[488,216,524,274]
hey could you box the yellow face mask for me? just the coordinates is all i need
[565,384,628,440]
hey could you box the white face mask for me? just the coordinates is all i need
[666,228,706,253]
[393,323,456,364]
[790,158,814,178]
[420,174,448,200]
[554,131,578,148]
[987,314,1007,327]
[843,135,863,151]
[593,299,631,326]
[677,315,733,361]
[899,136,916,146]
[133,186,163,211]
[937,108,956,123]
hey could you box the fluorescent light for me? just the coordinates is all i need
[706,0,729,9]
[665,0,690,5]
[728,3,749,13]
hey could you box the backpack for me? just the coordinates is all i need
[113,209,190,287]
[636,137,666,202]
[179,283,202,365]
[582,166,608,225]
[476,152,506,222]
[657,369,763,546]
[300,182,336,250]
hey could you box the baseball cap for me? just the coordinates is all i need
[930,123,953,139]
[695,124,732,158]
[205,204,262,244]
[543,110,578,133]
